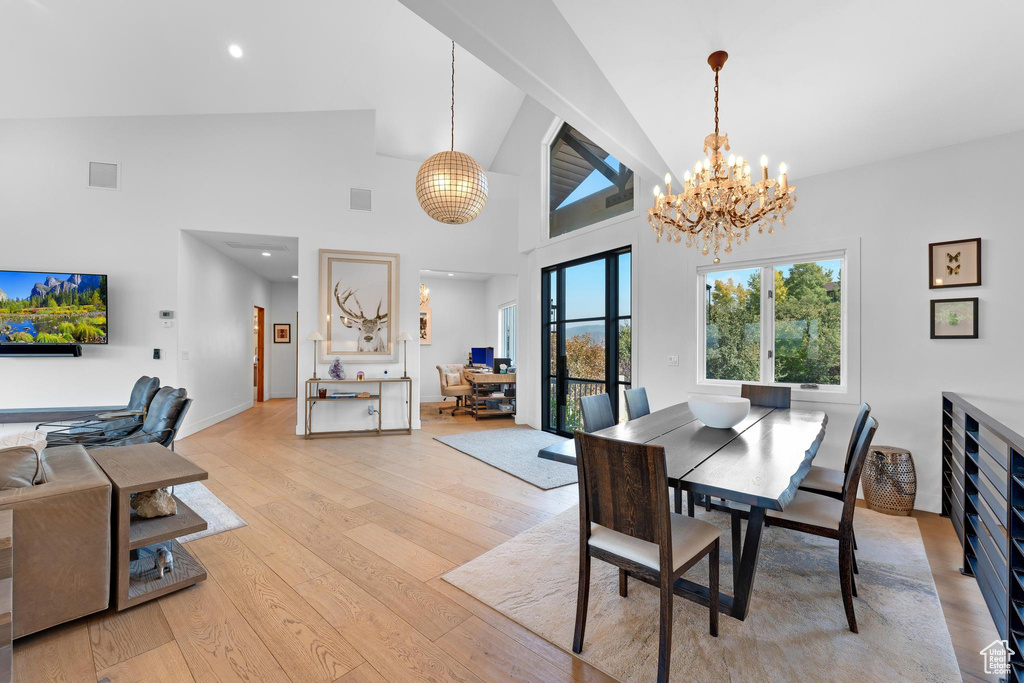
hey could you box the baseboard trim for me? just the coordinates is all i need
[178,401,253,439]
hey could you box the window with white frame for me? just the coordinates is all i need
[699,250,847,392]
[499,302,517,365]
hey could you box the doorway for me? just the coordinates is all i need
[253,305,265,402]
[542,247,631,436]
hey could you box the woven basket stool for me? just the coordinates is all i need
[862,445,916,516]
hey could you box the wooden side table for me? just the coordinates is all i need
[91,444,209,611]
[0,510,11,683]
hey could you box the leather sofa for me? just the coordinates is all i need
[0,444,111,638]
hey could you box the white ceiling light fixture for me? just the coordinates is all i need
[447,273,454,277]
[261,252,271,257]
[291,275,299,279]
[228,44,244,59]
[415,42,488,225]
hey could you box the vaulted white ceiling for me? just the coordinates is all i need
[0,0,525,169]
[553,0,1024,180]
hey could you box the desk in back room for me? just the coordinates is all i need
[464,372,516,421]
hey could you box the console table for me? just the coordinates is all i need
[941,392,1024,679]
[91,443,208,611]
[464,372,516,421]
[304,377,413,438]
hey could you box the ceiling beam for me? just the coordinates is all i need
[397,0,668,184]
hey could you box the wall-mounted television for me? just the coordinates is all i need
[0,270,108,344]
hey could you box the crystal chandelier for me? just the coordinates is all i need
[648,51,796,261]
[416,42,488,225]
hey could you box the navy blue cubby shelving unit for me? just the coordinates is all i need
[942,392,1024,680]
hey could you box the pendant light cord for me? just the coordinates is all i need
[450,41,456,151]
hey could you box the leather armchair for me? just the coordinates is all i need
[42,375,161,444]
[103,387,191,450]
[437,364,472,415]
[0,445,111,638]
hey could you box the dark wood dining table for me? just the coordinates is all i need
[542,401,828,620]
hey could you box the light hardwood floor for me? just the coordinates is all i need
[13,399,998,681]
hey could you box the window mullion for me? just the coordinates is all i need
[763,265,774,384]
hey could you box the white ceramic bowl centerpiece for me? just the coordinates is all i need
[688,394,750,429]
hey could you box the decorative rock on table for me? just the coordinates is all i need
[862,446,917,515]
[130,488,177,518]
[329,358,346,380]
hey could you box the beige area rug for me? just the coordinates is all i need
[420,402,456,424]
[443,506,960,682]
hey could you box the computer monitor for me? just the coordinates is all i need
[471,347,494,366]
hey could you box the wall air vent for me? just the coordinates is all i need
[88,162,119,190]
[224,242,289,252]
[350,187,372,212]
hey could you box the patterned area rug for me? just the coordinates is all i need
[174,481,247,543]
[444,506,959,682]
[434,428,576,489]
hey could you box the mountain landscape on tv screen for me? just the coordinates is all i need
[0,272,107,343]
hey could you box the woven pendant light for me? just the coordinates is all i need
[416,42,488,224]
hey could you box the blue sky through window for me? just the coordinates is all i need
[556,155,620,210]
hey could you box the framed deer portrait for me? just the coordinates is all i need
[318,249,400,363]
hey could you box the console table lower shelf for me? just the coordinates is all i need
[91,443,209,611]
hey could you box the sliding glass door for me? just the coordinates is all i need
[542,247,631,436]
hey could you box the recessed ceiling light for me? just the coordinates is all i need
[447,273,455,277]
[291,275,298,279]
[228,44,244,59]
[261,252,271,257]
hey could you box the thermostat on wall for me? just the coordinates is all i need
[159,311,174,319]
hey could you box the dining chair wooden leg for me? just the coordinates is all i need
[709,540,720,638]
[572,552,591,653]
[853,529,858,550]
[730,510,741,590]
[674,485,682,515]
[852,547,859,575]
[851,564,858,598]
[839,535,857,633]
[657,578,673,683]
[619,568,628,597]
[687,492,695,517]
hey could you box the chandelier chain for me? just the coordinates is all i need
[450,41,456,151]
[713,68,719,137]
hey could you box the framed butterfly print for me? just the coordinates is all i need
[929,237,981,289]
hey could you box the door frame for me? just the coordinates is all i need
[541,246,631,436]
[254,305,265,403]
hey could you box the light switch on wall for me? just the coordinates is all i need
[667,355,679,366]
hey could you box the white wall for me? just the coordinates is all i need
[0,111,520,436]
[0,119,181,409]
[269,281,298,399]
[418,277,488,402]
[494,95,1024,513]
[177,231,271,436]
